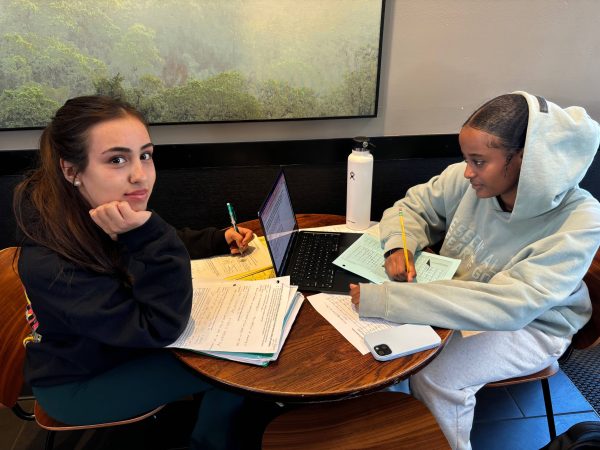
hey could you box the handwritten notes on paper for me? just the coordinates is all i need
[308,293,400,354]
[167,277,296,354]
[332,233,460,284]
[190,235,273,281]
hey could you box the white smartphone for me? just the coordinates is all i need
[364,324,441,361]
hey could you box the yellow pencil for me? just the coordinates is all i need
[398,207,410,273]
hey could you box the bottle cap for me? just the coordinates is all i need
[353,136,375,151]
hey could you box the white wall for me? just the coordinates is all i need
[1,0,599,150]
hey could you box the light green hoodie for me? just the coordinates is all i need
[359,92,600,337]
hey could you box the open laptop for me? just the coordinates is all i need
[258,170,369,293]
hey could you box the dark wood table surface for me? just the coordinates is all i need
[174,214,453,402]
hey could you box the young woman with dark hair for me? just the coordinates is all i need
[350,92,600,449]
[14,95,253,449]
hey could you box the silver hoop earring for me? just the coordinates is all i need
[73,180,81,187]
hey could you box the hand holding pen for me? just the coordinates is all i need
[226,203,252,255]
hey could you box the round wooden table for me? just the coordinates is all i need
[174,214,453,402]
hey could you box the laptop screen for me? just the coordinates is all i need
[258,171,298,274]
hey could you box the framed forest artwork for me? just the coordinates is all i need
[0,0,385,129]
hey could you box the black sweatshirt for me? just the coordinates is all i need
[19,213,230,386]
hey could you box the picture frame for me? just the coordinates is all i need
[0,0,386,130]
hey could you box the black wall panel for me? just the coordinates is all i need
[1,134,598,249]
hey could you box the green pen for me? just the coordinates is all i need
[226,202,244,255]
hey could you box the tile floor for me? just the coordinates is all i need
[472,370,599,449]
[1,369,598,450]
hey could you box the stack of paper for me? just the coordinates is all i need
[167,276,302,366]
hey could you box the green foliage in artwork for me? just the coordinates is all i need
[94,73,127,100]
[257,80,319,120]
[150,72,262,122]
[0,0,382,128]
[0,32,107,99]
[0,84,60,128]
[321,45,379,117]
[109,24,163,80]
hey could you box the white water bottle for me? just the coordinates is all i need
[346,136,374,230]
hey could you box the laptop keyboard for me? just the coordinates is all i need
[290,232,341,289]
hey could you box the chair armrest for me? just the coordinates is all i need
[575,248,600,349]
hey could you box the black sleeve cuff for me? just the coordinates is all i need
[384,248,402,259]
[177,227,230,259]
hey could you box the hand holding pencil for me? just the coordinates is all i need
[382,207,417,282]
[384,247,416,282]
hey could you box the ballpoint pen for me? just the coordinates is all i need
[398,207,411,274]
[226,202,244,255]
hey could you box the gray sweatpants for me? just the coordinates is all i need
[409,327,570,450]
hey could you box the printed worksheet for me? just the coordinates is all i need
[332,233,460,284]
[413,253,461,283]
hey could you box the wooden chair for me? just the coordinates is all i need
[261,392,450,449]
[0,247,164,450]
[486,248,600,441]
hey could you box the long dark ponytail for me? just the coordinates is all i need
[13,96,147,276]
